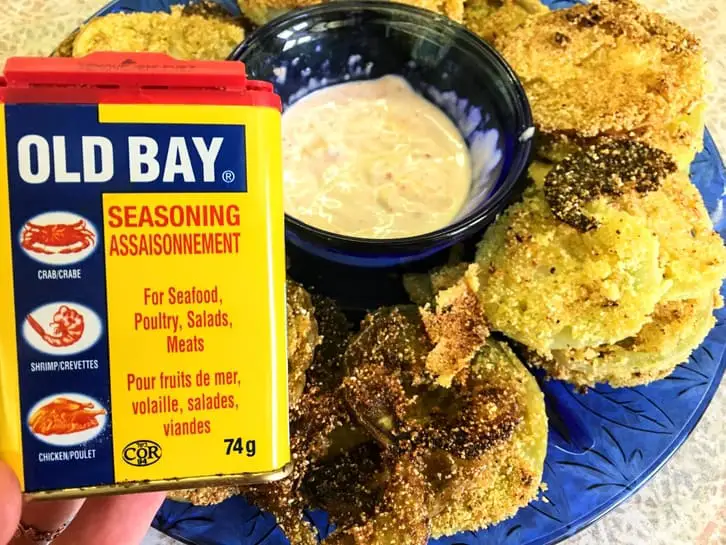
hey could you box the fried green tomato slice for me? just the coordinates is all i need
[468,185,668,355]
[341,303,547,537]
[72,6,244,60]
[535,290,722,387]
[73,11,172,56]
[494,0,706,170]
[430,339,547,536]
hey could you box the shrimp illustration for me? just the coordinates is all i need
[26,305,85,348]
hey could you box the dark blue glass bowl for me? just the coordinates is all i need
[230,1,534,267]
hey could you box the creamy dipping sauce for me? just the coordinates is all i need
[282,75,472,239]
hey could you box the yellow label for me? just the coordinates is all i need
[100,104,289,481]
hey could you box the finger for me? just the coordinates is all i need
[11,498,85,545]
[54,492,165,545]
[0,462,22,544]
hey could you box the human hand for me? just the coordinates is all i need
[0,460,165,545]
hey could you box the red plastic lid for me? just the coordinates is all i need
[0,52,280,109]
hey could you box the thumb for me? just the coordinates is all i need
[0,461,22,544]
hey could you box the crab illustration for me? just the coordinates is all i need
[21,219,96,255]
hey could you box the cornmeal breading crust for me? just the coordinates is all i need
[468,184,668,354]
[464,0,548,44]
[72,5,244,60]
[495,0,706,168]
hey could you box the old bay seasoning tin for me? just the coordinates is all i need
[0,53,290,498]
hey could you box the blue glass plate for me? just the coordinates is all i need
[64,1,726,544]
